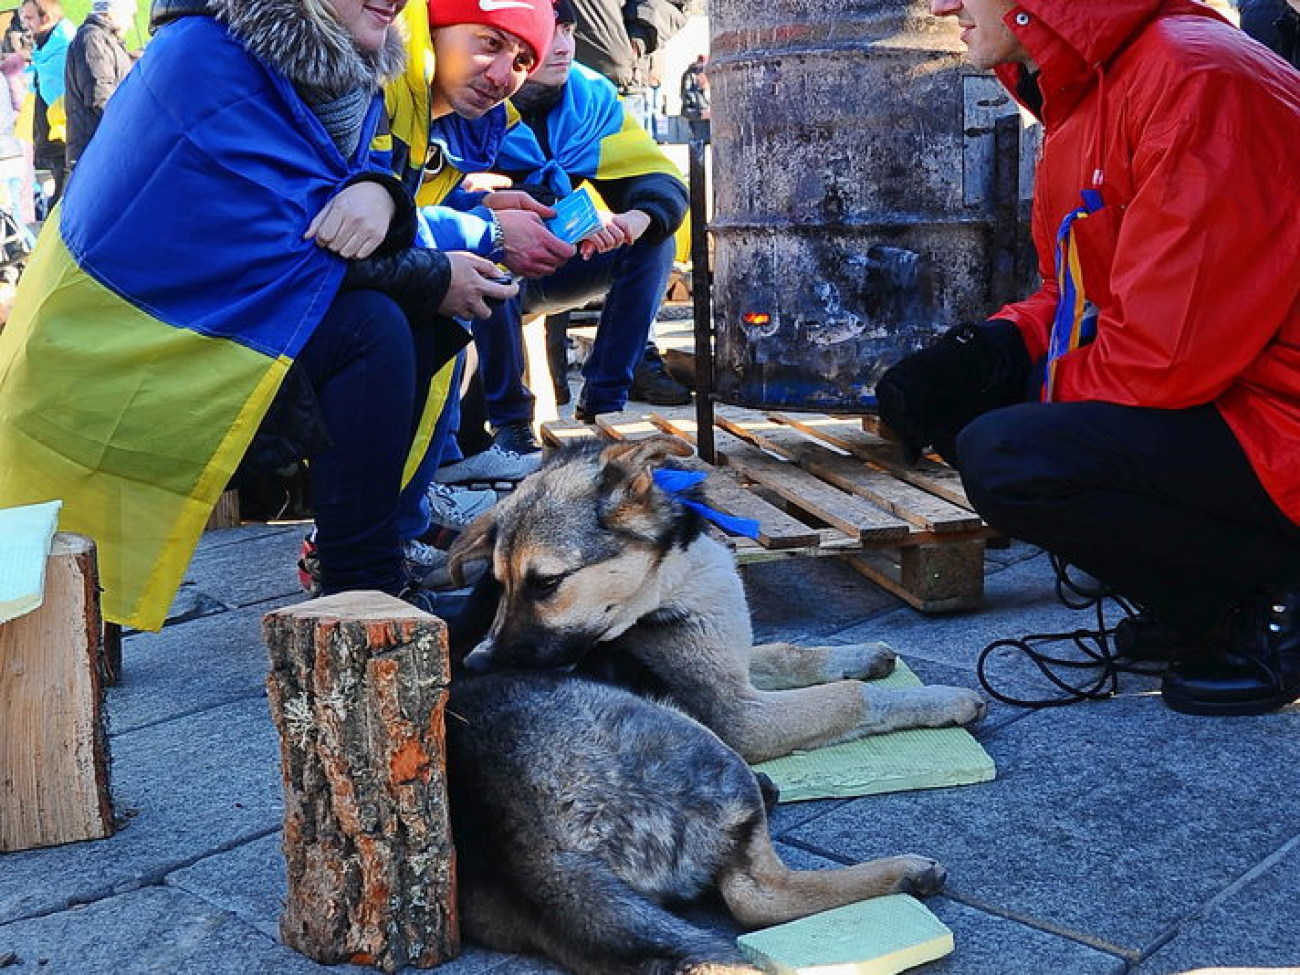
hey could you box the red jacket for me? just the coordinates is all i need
[991,0,1300,525]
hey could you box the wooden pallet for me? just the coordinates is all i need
[541,406,997,614]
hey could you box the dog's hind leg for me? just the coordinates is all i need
[747,641,897,690]
[472,851,760,975]
[717,821,946,929]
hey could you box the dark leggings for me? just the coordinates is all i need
[956,402,1300,632]
[294,290,437,595]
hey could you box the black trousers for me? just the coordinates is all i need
[955,402,1300,632]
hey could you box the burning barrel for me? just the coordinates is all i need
[708,0,1028,412]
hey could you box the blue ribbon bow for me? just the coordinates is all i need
[651,469,761,540]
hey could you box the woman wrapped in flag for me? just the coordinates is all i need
[0,0,515,629]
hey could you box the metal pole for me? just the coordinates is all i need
[688,135,716,464]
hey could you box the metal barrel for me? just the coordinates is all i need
[708,0,1028,412]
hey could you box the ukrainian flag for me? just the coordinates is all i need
[0,15,388,630]
[495,63,683,194]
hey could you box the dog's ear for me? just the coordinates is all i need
[447,508,497,587]
[597,435,694,497]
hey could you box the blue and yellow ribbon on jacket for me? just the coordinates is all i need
[1043,188,1105,401]
[0,15,431,630]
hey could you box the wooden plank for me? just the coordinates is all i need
[204,488,241,531]
[715,416,982,534]
[658,420,910,545]
[0,533,114,851]
[842,548,985,614]
[773,413,975,510]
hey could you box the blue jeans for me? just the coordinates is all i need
[395,349,466,543]
[295,290,443,595]
[471,232,676,423]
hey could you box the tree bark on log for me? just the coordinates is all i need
[0,533,114,852]
[263,592,458,971]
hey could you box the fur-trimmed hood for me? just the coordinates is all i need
[206,0,404,97]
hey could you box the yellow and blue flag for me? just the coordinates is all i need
[0,15,387,630]
[495,63,682,195]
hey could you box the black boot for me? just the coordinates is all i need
[1113,612,1220,662]
[1161,585,1300,716]
[629,344,691,406]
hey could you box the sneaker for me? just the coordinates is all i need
[629,345,691,406]
[436,443,542,484]
[427,482,497,530]
[492,420,541,456]
[398,584,442,615]
[297,531,321,595]
[403,538,488,591]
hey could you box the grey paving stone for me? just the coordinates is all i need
[113,599,297,734]
[166,835,545,974]
[180,526,308,610]
[742,555,902,644]
[0,886,342,975]
[780,693,1300,955]
[771,842,1126,973]
[1132,840,1300,974]
[0,698,283,924]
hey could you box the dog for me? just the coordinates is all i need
[447,435,986,764]
[446,668,948,975]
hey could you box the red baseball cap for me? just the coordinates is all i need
[427,0,556,64]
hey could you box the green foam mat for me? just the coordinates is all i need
[751,659,995,802]
[737,893,954,974]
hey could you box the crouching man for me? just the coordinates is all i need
[876,0,1300,715]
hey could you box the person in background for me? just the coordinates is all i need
[459,0,687,454]
[18,0,71,206]
[679,50,708,138]
[877,0,1300,716]
[565,0,696,406]
[63,0,137,171]
[1239,0,1300,66]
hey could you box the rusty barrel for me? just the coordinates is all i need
[708,0,1023,412]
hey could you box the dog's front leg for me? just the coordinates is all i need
[850,684,987,739]
[727,682,986,763]
[747,641,897,690]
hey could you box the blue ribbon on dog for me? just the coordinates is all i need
[652,469,761,540]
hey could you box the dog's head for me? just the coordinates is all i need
[448,434,701,673]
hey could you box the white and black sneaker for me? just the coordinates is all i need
[427,481,497,529]
[436,443,541,485]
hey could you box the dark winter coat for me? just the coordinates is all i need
[569,0,692,90]
[64,14,134,167]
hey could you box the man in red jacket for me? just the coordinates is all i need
[877,0,1300,715]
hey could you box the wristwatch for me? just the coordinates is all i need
[488,213,506,261]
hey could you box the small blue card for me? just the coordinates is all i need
[547,187,602,244]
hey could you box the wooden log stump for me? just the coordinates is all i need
[0,533,114,852]
[263,592,459,972]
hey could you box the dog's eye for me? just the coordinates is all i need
[527,573,565,599]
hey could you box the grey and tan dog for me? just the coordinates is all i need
[441,436,987,973]
[446,670,947,975]
[448,435,986,764]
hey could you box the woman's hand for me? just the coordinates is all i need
[438,251,519,321]
[306,181,396,259]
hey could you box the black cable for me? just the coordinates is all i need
[976,554,1165,708]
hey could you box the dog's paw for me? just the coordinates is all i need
[858,685,987,734]
[892,854,947,898]
[827,641,897,681]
